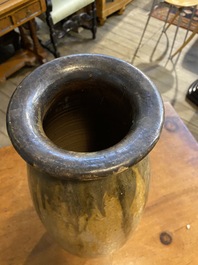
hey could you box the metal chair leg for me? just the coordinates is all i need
[182,5,197,43]
[170,5,198,58]
[168,8,183,59]
[171,24,198,58]
[133,0,198,62]
[163,5,180,33]
[131,0,157,63]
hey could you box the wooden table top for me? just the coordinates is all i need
[0,102,198,265]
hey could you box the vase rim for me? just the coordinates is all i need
[7,54,164,180]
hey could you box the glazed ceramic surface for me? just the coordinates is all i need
[7,54,164,257]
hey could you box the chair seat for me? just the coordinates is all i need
[51,0,95,24]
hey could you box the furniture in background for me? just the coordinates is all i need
[143,0,198,59]
[96,0,133,25]
[0,0,47,82]
[45,0,97,57]
[1,102,198,264]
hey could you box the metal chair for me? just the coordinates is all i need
[45,0,97,57]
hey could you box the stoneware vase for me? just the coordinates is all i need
[7,54,164,258]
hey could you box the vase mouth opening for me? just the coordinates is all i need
[7,54,164,178]
[43,79,134,153]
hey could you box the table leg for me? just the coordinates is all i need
[19,25,32,50]
[28,19,47,63]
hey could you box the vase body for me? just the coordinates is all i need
[27,156,149,257]
[7,54,164,257]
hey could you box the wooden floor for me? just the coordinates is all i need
[0,0,197,147]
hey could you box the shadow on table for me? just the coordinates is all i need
[23,233,75,265]
[23,232,113,265]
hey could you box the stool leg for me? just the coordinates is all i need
[170,5,197,58]
[131,0,157,63]
[163,5,180,33]
[171,25,198,58]
[168,8,183,59]
[142,0,157,37]
[182,5,196,43]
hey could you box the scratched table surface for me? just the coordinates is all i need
[0,102,198,265]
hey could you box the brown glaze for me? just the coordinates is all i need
[7,54,164,257]
[27,157,149,257]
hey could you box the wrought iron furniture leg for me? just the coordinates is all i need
[131,0,157,63]
[91,1,97,39]
[45,0,60,58]
[62,1,97,39]
[162,5,180,33]
[168,8,182,59]
[170,5,198,58]
[171,23,198,58]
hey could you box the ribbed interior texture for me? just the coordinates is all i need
[43,80,134,152]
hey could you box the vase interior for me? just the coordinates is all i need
[43,79,134,152]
